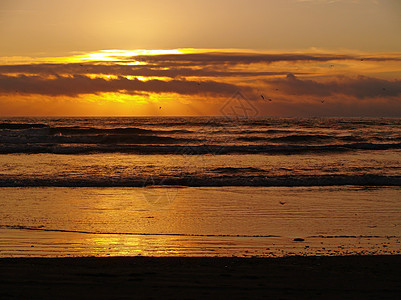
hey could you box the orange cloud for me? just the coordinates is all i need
[0,49,400,116]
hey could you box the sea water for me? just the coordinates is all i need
[0,117,400,257]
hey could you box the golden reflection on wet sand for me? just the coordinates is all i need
[0,187,400,257]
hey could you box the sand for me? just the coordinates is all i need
[1,255,401,299]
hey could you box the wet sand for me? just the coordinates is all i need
[1,255,401,299]
[1,187,401,258]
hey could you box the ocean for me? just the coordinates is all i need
[0,117,400,257]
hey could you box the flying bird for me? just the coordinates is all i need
[260,94,272,102]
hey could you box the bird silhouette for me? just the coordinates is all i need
[260,94,272,102]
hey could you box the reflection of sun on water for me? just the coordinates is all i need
[87,235,185,256]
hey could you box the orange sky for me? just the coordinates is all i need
[0,0,400,116]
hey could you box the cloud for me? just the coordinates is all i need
[1,50,400,103]
[0,63,294,78]
[267,74,401,99]
[0,74,242,97]
[2,71,400,101]
[127,52,401,68]
[2,51,399,82]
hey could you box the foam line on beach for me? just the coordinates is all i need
[1,174,400,187]
[0,225,280,238]
[307,235,400,239]
[1,142,401,154]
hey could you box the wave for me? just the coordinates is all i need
[268,134,335,143]
[0,122,49,129]
[1,175,400,187]
[1,142,400,154]
[49,126,153,135]
[1,118,400,156]
[1,124,193,135]
[237,136,266,142]
[238,134,367,143]
[224,129,298,135]
[212,167,267,174]
[0,123,199,147]
[0,135,192,145]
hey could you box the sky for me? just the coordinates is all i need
[0,0,400,116]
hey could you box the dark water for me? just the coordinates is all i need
[0,117,400,187]
[1,117,401,153]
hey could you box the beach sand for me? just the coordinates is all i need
[1,255,401,299]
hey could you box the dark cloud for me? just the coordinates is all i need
[1,51,400,100]
[268,74,401,99]
[127,52,401,67]
[2,72,400,100]
[0,74,241,97]
[0,63,294,78]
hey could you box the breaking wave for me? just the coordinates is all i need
[0,174,400,187]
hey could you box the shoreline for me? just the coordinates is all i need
[1,255,401,299]
[1,186,400,259]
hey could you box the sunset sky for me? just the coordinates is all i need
[1,0,400,116]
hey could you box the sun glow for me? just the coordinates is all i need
[0,49,200,65]
[81,49,183,62]
[0,48,294,66]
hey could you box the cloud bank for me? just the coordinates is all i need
[1,50,400,116]
[268,74,401,99]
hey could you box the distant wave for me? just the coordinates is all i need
[1,175,400,187]
[0,127,198,146]
[0,122,48,129]
[49,126,193,135]
[0,123,193,135]
[49,126,153,135]
[2,118,401,155]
